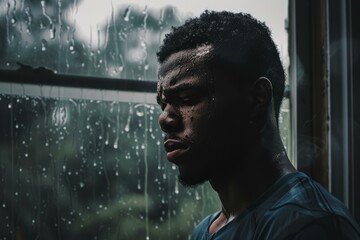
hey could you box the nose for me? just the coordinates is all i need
[158,104,181,133]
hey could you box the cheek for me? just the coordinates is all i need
[182,102,211,138]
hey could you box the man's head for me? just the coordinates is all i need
[156,11,285,186]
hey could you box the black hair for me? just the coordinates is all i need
[157,10,285,121]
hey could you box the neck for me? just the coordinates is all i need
[209,124,296,219]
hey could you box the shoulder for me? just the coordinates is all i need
[282,214,360,240]
[254,172,360,239]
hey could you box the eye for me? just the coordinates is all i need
[156,95,166,110]
[180,96,198,105]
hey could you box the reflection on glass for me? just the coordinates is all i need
[0,94,219,239]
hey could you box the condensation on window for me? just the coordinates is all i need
[0,94,219,239]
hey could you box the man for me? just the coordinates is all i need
[156,11,360,239]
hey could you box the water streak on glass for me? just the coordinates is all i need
[123,6,131,22]
[0,0,290,239]
[40,0,55,39]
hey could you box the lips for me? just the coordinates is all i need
[164,139,189,162]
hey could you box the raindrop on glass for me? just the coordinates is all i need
[50,24,56,39]
[11,15,16,24]
[195,190,201,201]
[124,123,130,132]
[136,108,144,117]
[174,180,179,194]
[41,39,47,51]
[123,7,131,22]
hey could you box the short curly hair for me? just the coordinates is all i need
[157,10,285,121]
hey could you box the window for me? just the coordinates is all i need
[0,0,290,238]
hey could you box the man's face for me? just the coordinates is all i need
[157,48,253,186]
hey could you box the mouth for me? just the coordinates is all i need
[164,139,190,163]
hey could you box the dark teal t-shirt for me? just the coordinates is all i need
[191,172,360,240]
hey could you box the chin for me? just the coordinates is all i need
[176,159,217,187]
[178,172,209,187]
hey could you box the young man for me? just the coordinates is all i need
[156,11,360,239]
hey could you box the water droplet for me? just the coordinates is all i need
[93,162,97,167]
[195,190,201,200]
[42,168,46,172]
[25,153,28,158]
[144,64,149,70]
[2,204,5,208]
[137,180,141,190]
[8,104,12,109]
[114,137,119,149]
[32,219,35,224]
[123,7,131,22]
[124,124,130,132]
[50,25,56,39]
[136,108,144,117]
[11,15,16,24]
[174,180,179,194]
[41,39,47,51]
[79,182,84,188]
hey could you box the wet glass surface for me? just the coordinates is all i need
[0,94,219,239]
[0,0,290,239]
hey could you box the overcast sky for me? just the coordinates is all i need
[74,0,288,61]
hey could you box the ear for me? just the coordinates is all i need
[253,77,273,104]
[249,77,273,117]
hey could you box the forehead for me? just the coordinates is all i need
[158,46,213,90]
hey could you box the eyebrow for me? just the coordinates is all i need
[163,83,206,97]
[156,82,206,105]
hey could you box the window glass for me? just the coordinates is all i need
[0,93,219,239]
[0,0,288,81]
[0,0,290,239]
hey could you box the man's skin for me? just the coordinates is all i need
[157,47,296,234]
